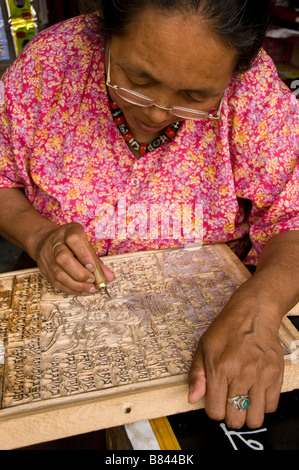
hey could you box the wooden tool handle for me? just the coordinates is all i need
[94,263,107,290]
[85,238,108,290]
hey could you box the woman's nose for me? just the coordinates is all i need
[143,103,172,124]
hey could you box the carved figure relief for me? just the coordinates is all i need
[0,245,298,425]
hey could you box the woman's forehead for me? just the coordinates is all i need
[111,7,236,91]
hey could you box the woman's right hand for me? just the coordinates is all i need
[33,222,114,295]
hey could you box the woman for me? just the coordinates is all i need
[0,0,298,430]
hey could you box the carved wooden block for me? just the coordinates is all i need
[0,244,298,449]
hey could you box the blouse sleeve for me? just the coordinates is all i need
[230,51,299,265]
[0,42,43,197]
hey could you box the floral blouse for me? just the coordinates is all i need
[0,14,298,266]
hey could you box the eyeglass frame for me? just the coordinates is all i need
[105,42,225,121]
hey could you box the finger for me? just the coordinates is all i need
[264,357,284,414]
[204,374,228,422]
[246,355,283,428]
[87,246,115,283]
[63,228,114,282]
[51,243,99,294]
[97,257,115,282]
[225,354,283,429]
[245,386,266,429]
[62,226,99,271]
[200,343,228,421]
[188,341,206,404]
[226,387,250,429]
[40,258,97,296]
[53,242,95,282]
[50,278,97,296]
[265,384,281,414]
[51,244,114,295]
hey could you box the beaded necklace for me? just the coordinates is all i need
[110,101,181,157]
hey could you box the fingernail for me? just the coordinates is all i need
[86,277,95,284]
[89,286,97,294]
[188,385,194,401]
[85,263,95,272]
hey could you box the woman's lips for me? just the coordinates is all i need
[134,117,168,134]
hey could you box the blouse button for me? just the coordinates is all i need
[131,177,139,186]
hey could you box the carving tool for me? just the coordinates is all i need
[94,262,111,298]
[85,239,111,297]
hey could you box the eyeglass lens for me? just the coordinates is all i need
[114,88,220,120]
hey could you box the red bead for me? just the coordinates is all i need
[110,101,119,110]
[164,126,175,139]
[124,131,134,142]
[115,115,126,126]
[139,143,147,156]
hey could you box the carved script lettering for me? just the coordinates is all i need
[0,246,249,409]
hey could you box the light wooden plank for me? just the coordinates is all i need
[0,244,297,449]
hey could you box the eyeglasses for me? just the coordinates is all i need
[106,43,225,121]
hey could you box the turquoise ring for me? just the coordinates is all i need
[228,395,250,411]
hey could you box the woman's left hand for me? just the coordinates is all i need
[188,282,284,429]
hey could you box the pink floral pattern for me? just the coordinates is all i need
[0,15,298,265]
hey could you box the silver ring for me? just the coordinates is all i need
[227,395,250,411]
[52,242,64,253]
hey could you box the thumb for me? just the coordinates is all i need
[84,238,114,282]
[97,257,115,282]
[188,340,206,404]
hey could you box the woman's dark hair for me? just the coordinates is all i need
[96,0,272,73]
